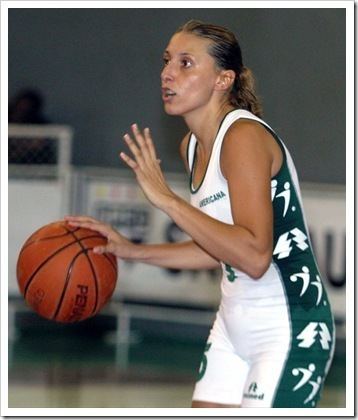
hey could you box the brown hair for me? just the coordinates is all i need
[176,20,263,117]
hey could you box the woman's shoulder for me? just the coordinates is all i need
[221,115,283,178]
[224,117,272,149]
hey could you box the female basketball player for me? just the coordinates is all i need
[66,20,335,408]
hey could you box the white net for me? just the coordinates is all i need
[8,124,74,296]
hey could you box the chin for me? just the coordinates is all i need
[163,104,183,116]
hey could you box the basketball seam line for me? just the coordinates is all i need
[66,228,100,318]
[52,249,87,321]
[19,231,79,252]
[22,234,105,299]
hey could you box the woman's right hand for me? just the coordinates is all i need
[64,215,136,258]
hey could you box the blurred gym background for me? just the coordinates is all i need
[7,5,347,411]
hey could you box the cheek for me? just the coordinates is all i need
[182,75,215,101]
[163,73,217,115]
[187,73,213,90]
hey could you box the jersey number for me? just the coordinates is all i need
[225,264,238,282]
[197,342,212,381]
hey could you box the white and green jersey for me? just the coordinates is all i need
[188,109,335,408]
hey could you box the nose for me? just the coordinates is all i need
[161,63,175,84]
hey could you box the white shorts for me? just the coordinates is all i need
[192,290,334,408]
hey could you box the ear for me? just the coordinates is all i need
[215,69,236,92]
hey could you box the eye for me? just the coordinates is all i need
[181,58,192,68]
[163,57,170,66]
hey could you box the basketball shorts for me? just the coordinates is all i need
[192,294,335,408]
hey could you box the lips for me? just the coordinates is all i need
[162,87,176,100]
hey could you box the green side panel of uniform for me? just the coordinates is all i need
[269,144,335,408]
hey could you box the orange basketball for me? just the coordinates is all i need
[16,221,118,323]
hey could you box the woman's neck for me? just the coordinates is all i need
[183,103,235,153]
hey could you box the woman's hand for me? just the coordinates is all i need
[64,215,137,258]
[65,216,220,270]
[120,124,177,211]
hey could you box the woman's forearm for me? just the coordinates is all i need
[163,196,272,278]
[128,240,220,270]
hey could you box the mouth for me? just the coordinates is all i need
[162,88,177,101]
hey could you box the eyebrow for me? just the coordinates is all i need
[164,50,195,57]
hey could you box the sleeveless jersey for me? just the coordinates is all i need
[187,109,335,407]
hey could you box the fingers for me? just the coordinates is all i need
[65,216,118,256]
[121,124,159,169]
[131,124,146,148]
[64,215,98,224]
[93,242,117,255]
[92,245,106,254]
[119,151,138,170]
[143,127,158,161]
[64,216,111,238]
[123,133,145,169]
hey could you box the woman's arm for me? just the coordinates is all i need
[120,122,279,279]
[65,131,221,271]
[128,240,220,270]
[64,217,220,271]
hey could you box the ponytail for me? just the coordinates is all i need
[231,66,263,118]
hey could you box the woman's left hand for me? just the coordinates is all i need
[120,124,176,211]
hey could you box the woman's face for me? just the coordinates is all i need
[161,31,221,116]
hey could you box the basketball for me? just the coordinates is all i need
[16,221,118,323]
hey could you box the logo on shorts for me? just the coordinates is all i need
[296,322,332,350]
[224,264,238,282]
[243,382,265,400]
[290,266,324,306]
[197,342,211,381]
[292,363,322,406]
